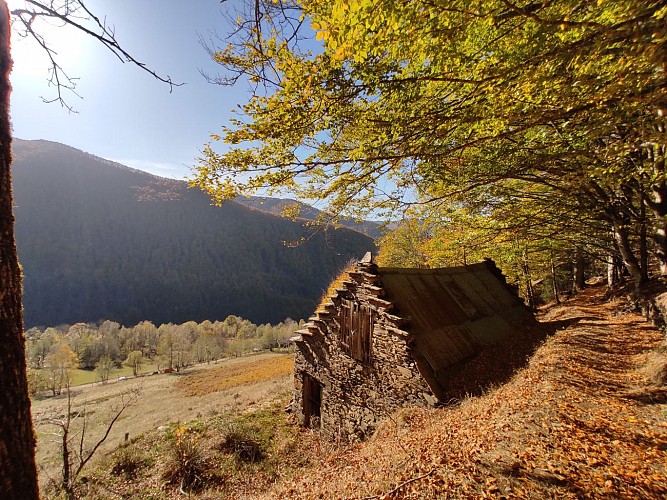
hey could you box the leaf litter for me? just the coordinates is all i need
[268,286,667,499]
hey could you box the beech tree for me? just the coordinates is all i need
[193,0,666,289]
[94,355,114,384]
[0,2,179,496]
[123,350,143,377]
[44,343,78,396]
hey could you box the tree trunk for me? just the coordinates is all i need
[0,2,40,497]
[607,252,616,287]
[644,142,667,275]
[520,248,535,309]
[612,219,646,290]
[550,247,560,304]
[639,189,649,284]
[574,247,586,290]
[61,388,74,499]
[656,222,667,276]
[62,423,72,499]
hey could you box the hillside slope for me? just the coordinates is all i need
[235,195,385,240]
[272,286,667,498]
[72,285,667,499]
[11,139,375,327]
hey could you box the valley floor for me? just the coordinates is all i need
[270,286,667,498]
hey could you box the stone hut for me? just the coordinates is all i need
[291,253,534,441]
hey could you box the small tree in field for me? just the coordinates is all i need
[95,355,114,384]
[124,351,143,376]
[48,388,140,500]
[45,344,79,396]
[26,368,49,396]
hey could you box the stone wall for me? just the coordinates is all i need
[291,258,435,441]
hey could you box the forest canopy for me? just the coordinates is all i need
[193,0,667,298]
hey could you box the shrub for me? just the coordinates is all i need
[216,423,264,463]
[164,425,208,491]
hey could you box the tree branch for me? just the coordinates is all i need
[10,0,183,110]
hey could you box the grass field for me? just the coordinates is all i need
[68,362,160,386]
[32,352,294,495]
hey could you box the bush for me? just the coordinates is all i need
[164,425,209,492]
[216,423,264,463]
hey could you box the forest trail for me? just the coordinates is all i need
[273,285,667,499]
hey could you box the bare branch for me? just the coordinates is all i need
[9,0,183,109]
[74,388,141,478]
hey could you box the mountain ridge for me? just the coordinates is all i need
[234,195,385,240]
[12,139,375,327]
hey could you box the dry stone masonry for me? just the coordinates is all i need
[292,253,533,441]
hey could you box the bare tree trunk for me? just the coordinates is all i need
[612,219,646,290]
[550,246,560,304]
[53,386,140,498]
[0,2,39,497]
[574,247,586,290]
[61,402,73,499]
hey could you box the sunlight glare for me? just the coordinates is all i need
[7,1,86,78]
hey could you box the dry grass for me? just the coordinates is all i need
[317,261,355,311]
[642,342,667,387]
[83,395,336,500]
[32,353,293,495]
[176,355,294,397]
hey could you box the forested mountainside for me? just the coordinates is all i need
[235,196,384,240]
[12,139,375,328]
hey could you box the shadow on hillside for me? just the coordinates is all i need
[442,319,558,403]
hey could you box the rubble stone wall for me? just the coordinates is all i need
[292,259,435,441]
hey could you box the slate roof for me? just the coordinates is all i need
[377,260,533,400]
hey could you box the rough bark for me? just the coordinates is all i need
[607,252,618,288]
[644,143,667,275]
[612,219,646,290]
[647,184,667,276]
[574,247,586,291]
[0,2,40,497]
[639,189,649,284]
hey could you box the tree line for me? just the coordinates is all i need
[25,316,301,396]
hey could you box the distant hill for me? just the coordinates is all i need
[235,196,385,240]
[11,139,375,328]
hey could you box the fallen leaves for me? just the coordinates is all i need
[268,287,667,498]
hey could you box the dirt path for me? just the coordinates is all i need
[271,286,667,498]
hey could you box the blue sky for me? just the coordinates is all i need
[8,0,247,179]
